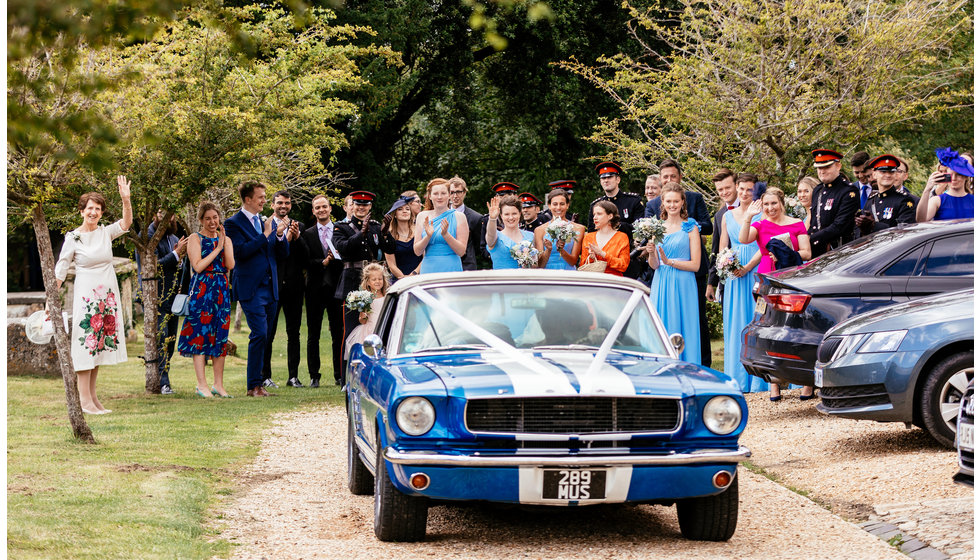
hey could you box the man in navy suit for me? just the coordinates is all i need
[706,169,737,305]
[644,158,713,367]
[224,181,289,397]
[145,211,187,394]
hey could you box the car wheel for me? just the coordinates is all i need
[347,412,374,495]
[675,472,739,541]
[919,352,974,448]
[373,433,428,542]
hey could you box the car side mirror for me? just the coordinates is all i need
[668,333,685,355]
[363,334,386,359]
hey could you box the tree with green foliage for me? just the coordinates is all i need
[561,0,974,199]
[100,5,397,393]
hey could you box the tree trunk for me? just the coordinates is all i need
[139,245,162,393]
[31,204,95,443]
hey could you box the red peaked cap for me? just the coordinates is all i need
[492,182,520,194]
[868,154,901,171]
[594,161,623,176]
[518,192,543,207]
[811,149,843,168]
[349,190,376,204]
[548,180,577,193]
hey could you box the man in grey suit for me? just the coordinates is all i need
[706,169,738,304]
[448,175,484,271]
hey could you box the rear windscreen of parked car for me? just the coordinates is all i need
[397,284,670,356]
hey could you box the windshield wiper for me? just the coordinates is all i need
[531,344,601,351]
[413,344,490,353]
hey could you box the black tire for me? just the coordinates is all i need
[373,433,428,542]
[676,472,739,541]
[347,412,374,495]
[919,352,974,449]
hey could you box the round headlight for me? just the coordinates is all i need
[395,397,435,436]
[703,396,742,435]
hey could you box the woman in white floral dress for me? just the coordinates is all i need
[55,176,133,414]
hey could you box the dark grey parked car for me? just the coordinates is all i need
[814,289,974,448]
[742,220,974,387]
[954,381,974,486]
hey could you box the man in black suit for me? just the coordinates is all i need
[448,175,484,271]
[263,190,304,388]
[333,190,383,351]
[644,158,713,367]
[146,211,187,394]
[809,149,860,258]
[301,194,344,387]
[706,169,737,304]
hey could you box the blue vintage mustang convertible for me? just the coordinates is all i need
[345,270,750,542]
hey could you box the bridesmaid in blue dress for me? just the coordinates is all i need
[717,180,765,392]
[486,195,535,269]
[647,183,701,364]
[414,178,469,274]
[534,189,585,270]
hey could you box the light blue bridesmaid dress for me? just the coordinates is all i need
[489,229,535,270]
[418,209,463,274]
[650,218,701,364]
[722,212,767,392]
[543,230,576,271]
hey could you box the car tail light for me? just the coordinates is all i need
[765,293,811,313]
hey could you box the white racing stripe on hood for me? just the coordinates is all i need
[482,352,577,397]
[540,351,637,397]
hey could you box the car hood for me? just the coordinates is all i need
[395,350,739,400]
[829,288,974,336]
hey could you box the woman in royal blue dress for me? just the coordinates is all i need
[647,182,701,364]
[485,195,535,269]
[178,202,235,398]
[413,178,469,273]
[717,179,766,392]
[534,189,585,270]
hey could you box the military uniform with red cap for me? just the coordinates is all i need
[587,162,645,238]
[518,192,548,232]
[807,149,860,257]
[333,190,383,340]
[853,154,916,240]
[478,182,520,263]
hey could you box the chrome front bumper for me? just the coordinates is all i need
[384,446,751,467]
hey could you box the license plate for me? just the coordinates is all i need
[754,297,767,315]
[814,366,823,388]
[542,469,606,500]
[959,423,974,450]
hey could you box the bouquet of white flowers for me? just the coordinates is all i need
[785,196,807,220]
[715,248,742,282]
[345,290,376,313]
[546,218,577,245]
[510,240,540,268]
[633,217,667,246]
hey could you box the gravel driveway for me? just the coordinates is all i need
[216,403,913,560]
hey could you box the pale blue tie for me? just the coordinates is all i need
[252,215,262,234]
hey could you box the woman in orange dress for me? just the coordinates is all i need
[579,201,630,276]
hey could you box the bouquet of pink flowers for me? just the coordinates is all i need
[510,240,540,268]
[785,196,807,220]
[715,248,742,282]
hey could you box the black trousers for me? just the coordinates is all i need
[263,285,304,380]
[696,272,711,366]
[156,308,178,387]
[306,289,344,383]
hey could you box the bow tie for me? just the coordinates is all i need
[727,205,735,210]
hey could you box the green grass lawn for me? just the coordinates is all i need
[7,315,343,560]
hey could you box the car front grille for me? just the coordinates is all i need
[817,337,843,363]
[465,397,681,434]
[819,384,890,409]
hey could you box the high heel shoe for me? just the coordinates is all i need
[769,395,782,402]
[799,392,816,401]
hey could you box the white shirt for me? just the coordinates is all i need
[241,207,285,240]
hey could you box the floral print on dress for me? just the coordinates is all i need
[177,234,231,358]
[77,285,120,356]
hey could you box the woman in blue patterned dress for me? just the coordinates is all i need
[717,180,765,392]
[486,195,535,269]
[414,178,469,273]
[178,202,235,398]
[534,189,584,270]
[647,183,701,364]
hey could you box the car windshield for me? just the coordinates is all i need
[397,283,669,356]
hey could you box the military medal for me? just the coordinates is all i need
[824,198,834,211]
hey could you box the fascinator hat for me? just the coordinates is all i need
[936,148,974,178]
[386,195,416,216]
